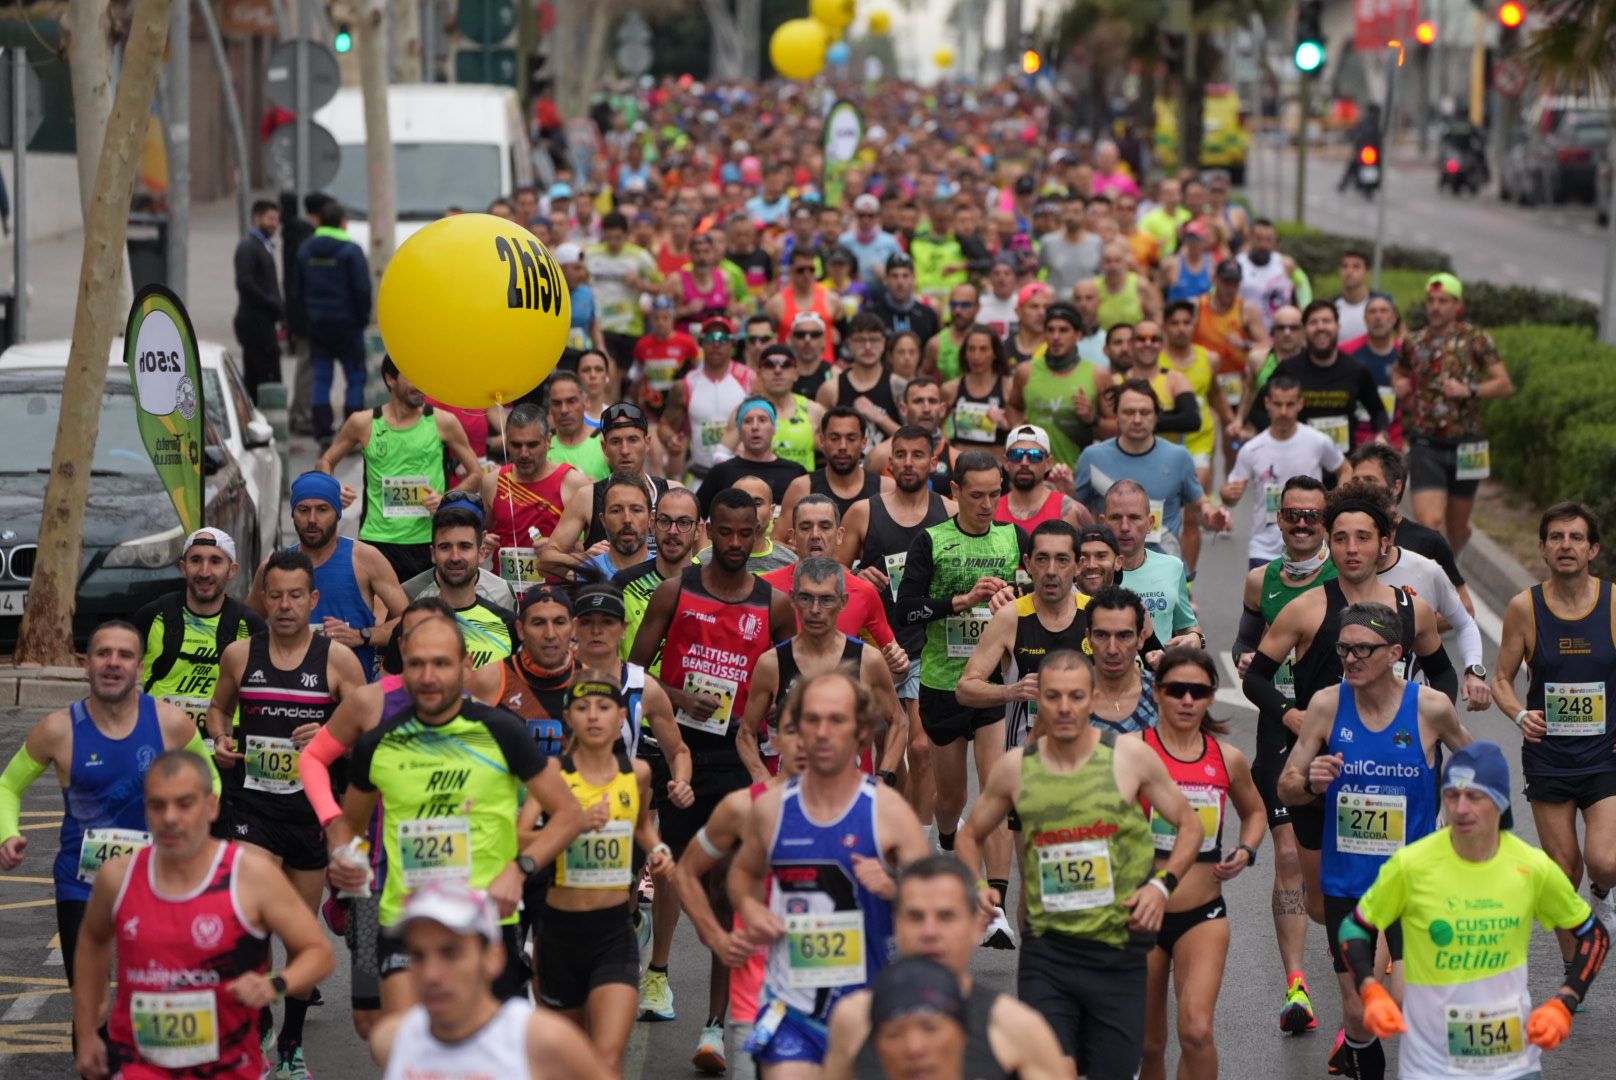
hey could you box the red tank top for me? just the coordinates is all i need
[109,843,270,1080]
[659,567,776,761]
[1140,729,1231,863]
[780,284,836,362]
[427,399,491,459]
[490,462,572,549]
[994,488,1065,530]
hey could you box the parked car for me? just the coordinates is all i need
[0,346,275,651]
[1500,100,1609,205]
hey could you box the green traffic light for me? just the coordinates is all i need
[1294,40,1324,72]
[334,26,353,53]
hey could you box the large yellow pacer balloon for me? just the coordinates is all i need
[810,0,856,33]
[934,45,955,69]
[770,18,828,81]
[868,9,891,34]
[377,213,570,409]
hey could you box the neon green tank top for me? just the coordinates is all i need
[918,518,1024,691]
[549,433,611,480]
[936,332,963,382]
[773,394,817,471]
[1022,356,1099,466]
[1018,732,1155,947]
[360,407,448,546]
[142,608,254,734]
[1095,273,1145,329]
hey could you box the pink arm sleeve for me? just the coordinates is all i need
[299,725,350,829]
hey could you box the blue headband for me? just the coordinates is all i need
[290,471,343,516]
[737,398,777,423]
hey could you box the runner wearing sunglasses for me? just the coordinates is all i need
[1139,648,1265,1080]
[995,425,1091,533]
[661,318,755,484]
[550,403,683,557]
[1278,602,1471,1080]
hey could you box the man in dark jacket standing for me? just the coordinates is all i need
[233,199,283,402]
[291,199,372,445]
[281,190,328,434]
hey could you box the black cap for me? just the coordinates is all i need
[1077,523,1121,554]
[574,590,626,621]
[1014,174,1037,195]
[598,401,649,435]
[886,251,914,271]
[869,956,965,1029]
[518,584,573,615]
[1215,257,1242,282]
[1045,302,1082,329]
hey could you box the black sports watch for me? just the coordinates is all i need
[1465,664,1488,680]
[876,770,899,787]
[1237,843,1260,867]
[360,625,374,645]
[516,854,539,878]
[268,973,288,1000]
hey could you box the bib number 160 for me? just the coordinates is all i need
[494,236,563,315]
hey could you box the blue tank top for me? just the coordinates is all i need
[293,536,376,677]
[1166,253,1212,303]
[1321,681,1437,898]
[1524,580,1616,777]
[54,695,166,901]
[763,775,896,1022]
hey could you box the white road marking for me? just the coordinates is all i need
[1470,589,1503,646]
[0,989,59,1071]
[1215,654,1254,713]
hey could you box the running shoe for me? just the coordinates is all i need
[691,1022,727,1074]
[1327,1028,1356,1078]
[259,1029,276,1080]
[638,864,656,905]
[638,968,675,1022]
[634,907,653,954]
[1592,885,1615,940]
[1279,977,1318,1033]
[981,906,1016,950]
[275,1046,311,1080]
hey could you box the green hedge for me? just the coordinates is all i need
[1312,269,1431,322]
[1406,282,1600,332]
[1274,222,1452,280]
[1482,325,1616,578]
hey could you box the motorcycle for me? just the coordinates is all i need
[1350,148,1382,198]
[1437,141,1489,196]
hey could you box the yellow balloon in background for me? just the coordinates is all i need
[934,45,955,69]
[810,0,856,33]
[770,18,829,81]
[377,213,569,408]
[868,9,891,34]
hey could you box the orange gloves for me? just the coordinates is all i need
[1360,981,1407,1039]
[1526,998,1573,1050]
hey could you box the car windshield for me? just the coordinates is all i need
[0,369,160,475]
[328,142,503,220]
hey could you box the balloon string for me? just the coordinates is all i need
[494,391,528,590]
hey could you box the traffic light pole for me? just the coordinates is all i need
[1295,72,1310,226]
[1371,43,1400,290]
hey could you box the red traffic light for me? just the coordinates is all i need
[1498,1,1525,28]
[1360,146,1380,166]
[1414,20,1437,45]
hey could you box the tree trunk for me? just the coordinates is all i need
[1177,26,1205,179]
[357,0,395,291]
[61,0,133,314]
[161,0,190,299]
[573,5,612,112]
[700,0,745,82]
[16,0,174,666]
[391,0,422,83]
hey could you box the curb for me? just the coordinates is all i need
[0,664,89,709]
[1458,527,1537,614]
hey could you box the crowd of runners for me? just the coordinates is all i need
[0,75,1611,1080]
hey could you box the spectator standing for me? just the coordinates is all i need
[233,198,284,403]
[292,199,372,447]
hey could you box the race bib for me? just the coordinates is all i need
[1150,787,1222,854]
[498,546,540,585]
[1146,499,1165,545]
[1456,440,1490,481]
[243,735,301,795]
[644,356,681,391]
[398,817,473,887]
[884,552,907,602]
[77,827,150,883]
[381,475,433,518]
[699,419,727,449]
[1276,652,1297,704]
[1545,681,1606,737]
[945,607,992,658]
[1445,1003,1525,1074]
[561,818,633,888]
[1263,482,1284,525]
[1334,790,1407,856]
[567,327,590,351]
[603,299,633,324]
[1037,839,1115,912]
[131,990,219,1070]
[161,694,212,733]
[1307,415,1350,450]
[1217,372,1243,407]
[784,909,866,988]
[1378,385,1397,419]
[951,400,997,441]
[676,671,738,736]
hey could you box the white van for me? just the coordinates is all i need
[315,83,536,250]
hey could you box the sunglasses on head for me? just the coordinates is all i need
[763,357,798,369]
[1279,507,1324,525]
[601,402,646,426]
[1006,448,1048,463]
[1161,681,1216,701]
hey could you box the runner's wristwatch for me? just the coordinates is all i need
[1237,843,1259,866]
[1465,664,1487,679]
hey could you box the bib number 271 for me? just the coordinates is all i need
[494,236,563,315]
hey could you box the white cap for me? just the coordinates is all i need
[791,310,827,332]
[852,193,881,213]
[392,881,501,943]
[552,242,583,267]
[183,527,237,564]
[1005,424,1051,455]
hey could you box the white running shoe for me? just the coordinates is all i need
[981,905,1016,950]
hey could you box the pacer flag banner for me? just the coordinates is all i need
[821,99,864,209]
[124,284,205,533]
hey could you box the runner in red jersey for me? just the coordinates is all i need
[479,403,586,588]
[994,424,1091,532]
[633,303,701,415]
[72,750,333,1080]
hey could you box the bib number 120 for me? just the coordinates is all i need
[495,236,563,315]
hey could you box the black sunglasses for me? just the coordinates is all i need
[1335,641,1394,660]
[601,402,646,425]
[1161,681,1216,701]
[1279,508,1324,525]
[792,330,825,339]
[746,335,773,345]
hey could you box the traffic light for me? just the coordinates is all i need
[333,24,353,53]
[1359,144,1379,167]
[1497,1,1524,52]
[1294,0,1325,73]
[1021,49,1041,75]
[1414,20,1436,46]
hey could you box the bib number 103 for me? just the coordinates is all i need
[494,236,564,315]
